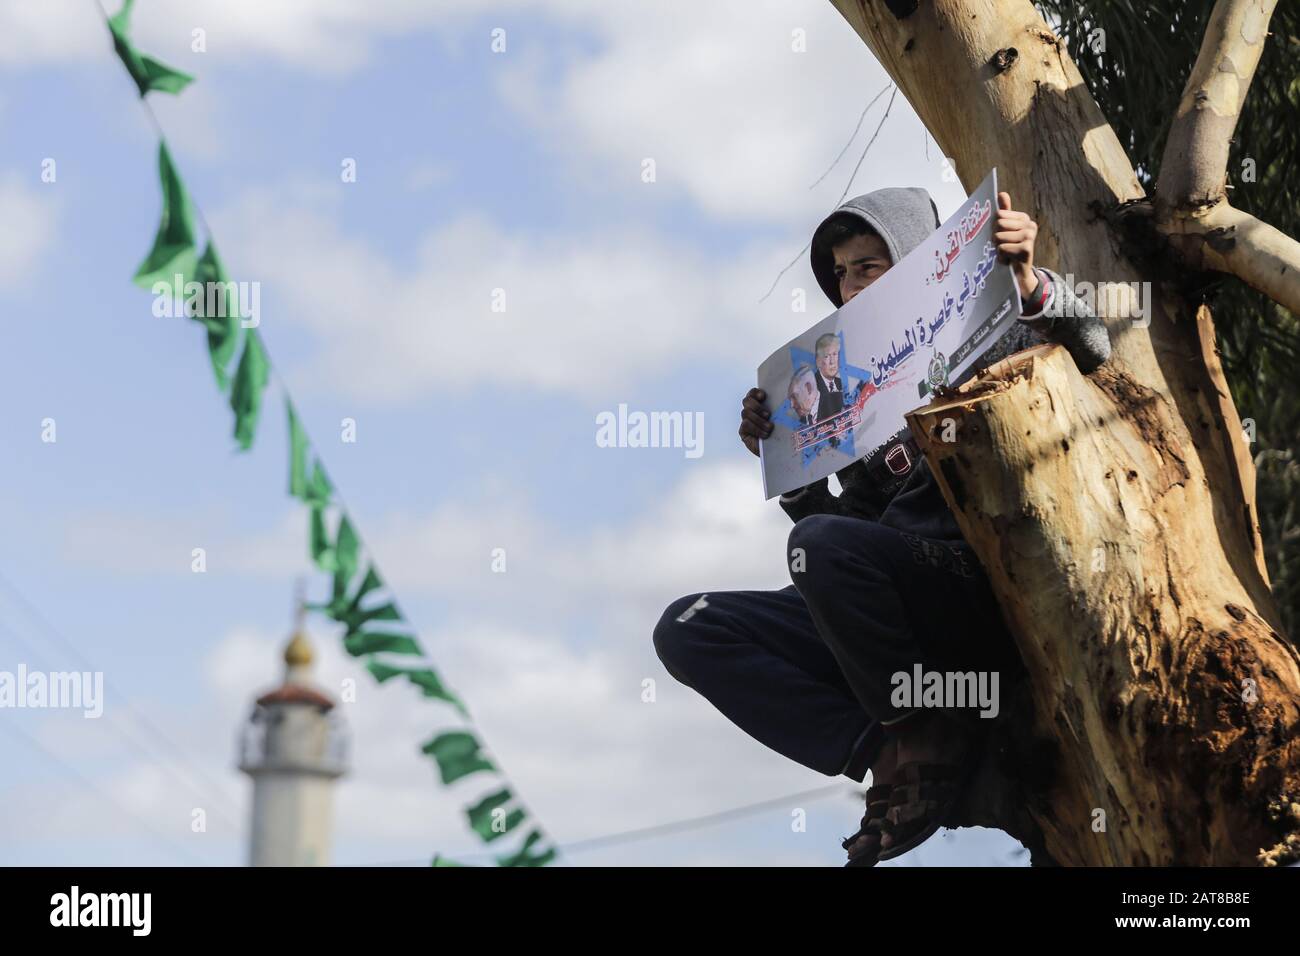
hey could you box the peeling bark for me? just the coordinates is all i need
[907,347,1300,865]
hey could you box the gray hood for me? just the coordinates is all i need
[810,187,940,307]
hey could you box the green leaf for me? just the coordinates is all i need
[132,141,197,290]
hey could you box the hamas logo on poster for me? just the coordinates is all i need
[926,350,949,393]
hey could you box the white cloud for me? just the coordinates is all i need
[0,173,58,288]
[58,505,305,578]
[7,0,966,409]
[0,0,443,71]
[0,1,103,67]
[188,1,969,405]
[214,196,804,403]
[0,0,557,73]
[342,459,790,623]
[52,456,793,662]
[5,1,966,220]
[494,0,956,225]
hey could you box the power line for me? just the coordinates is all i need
[347,782,855,866]
[0,711,213,866]
[563,782,850,854]
[0,573,246,835]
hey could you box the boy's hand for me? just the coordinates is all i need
[995,191,1040,300]
[739,387,773,457]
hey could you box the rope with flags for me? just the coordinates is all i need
[100,0,556,867]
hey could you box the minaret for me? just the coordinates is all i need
[238,592,349,866]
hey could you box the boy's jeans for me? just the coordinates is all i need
[653,514,1016,780]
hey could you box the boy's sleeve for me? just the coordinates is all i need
[778,477,841,523]
[1017,266,1112,373]
[778,468,888,524]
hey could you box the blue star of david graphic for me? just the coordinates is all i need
[771,330,873,469]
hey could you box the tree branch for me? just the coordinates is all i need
[1165,199,1300,317]
[1159,0,1276,206]
[1155,0,1299,314]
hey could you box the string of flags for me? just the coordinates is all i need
[103,0,556,867]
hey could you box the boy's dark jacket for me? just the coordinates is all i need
[779,187,1112,542]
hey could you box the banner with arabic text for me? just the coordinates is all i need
[757,168,1019,499]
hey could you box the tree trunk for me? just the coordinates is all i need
[829,0,1300,864]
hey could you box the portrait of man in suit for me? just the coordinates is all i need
[787,364,821,427]
[813,332,844,422]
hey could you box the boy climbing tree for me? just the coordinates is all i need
[655,187,1110,865]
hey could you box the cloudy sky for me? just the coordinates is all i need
[0,0,1023,866]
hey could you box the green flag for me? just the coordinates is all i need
[308,520,369,613]
[133,141,197,290]
[287,400,310,499]
[192,242,242,391]
[367,661,466,715]
[229,330,269,450]
[310,559,381,621]
[422,731,496,785]
[322,563,403,633]
[495,829,557,867]
[310,505,336,573]
[332,516,361,597]
[305,466,337,574]
[343,631,422,657]
[108,0,195,98]
[306,461,332,507]
[405,669,466,714]
[466,789,526,843]
[339,600,401,633]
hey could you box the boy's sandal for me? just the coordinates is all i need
[875,758,974,862]
[842,783,893,868]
